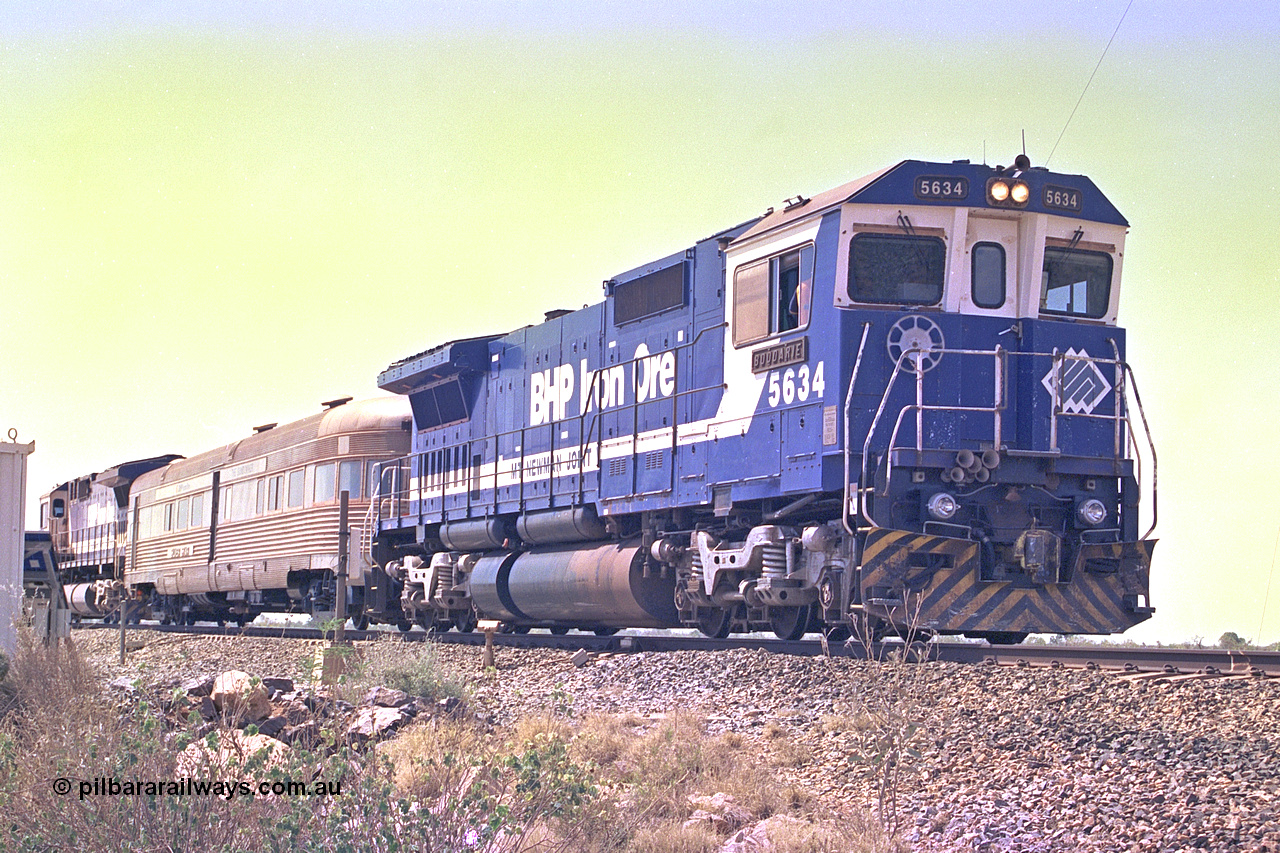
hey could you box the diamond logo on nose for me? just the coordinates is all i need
[1041,348,1112,414]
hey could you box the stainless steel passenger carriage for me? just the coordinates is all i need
[125,397,411,626]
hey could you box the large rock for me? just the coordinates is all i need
[683,792,754,833]
[364,686,411,708]
[346,705,410,745]
[175,729,291,781]
[720,815,807,853]
[211,670,272,723]
[179,674,216,697]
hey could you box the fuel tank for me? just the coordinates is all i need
[469,542,679,628]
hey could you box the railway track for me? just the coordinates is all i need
[80,621,1280,677]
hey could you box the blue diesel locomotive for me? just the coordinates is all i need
[364,155,1157,642]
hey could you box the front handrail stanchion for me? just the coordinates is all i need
[1049,348,1061,452]
[914,346,924,453]
[861,351,914,529]
[1109,339,1125,459]
[842,323,872,535]
[993,345,1005,450]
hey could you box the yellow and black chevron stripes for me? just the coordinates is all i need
[860,527,1155,634]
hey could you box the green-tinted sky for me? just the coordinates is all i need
[3,2,1278,643]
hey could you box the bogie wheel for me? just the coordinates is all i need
[823,625,852,643]
[593,627,619,637]
[984,631,1028,646]
[769,604,813,641]
[395,619,413,633]
[549,626,571,636]
[695,607,732,639]
[850,614,889,647]
[453,608,478,633]
[351,611,370,631]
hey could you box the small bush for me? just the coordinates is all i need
[366,642,467,703]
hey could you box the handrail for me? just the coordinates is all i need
[842,323,872,535]
[1121,361,1158,539]
[859,344,1153,536]
[377,322,732,521]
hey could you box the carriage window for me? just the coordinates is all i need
[313,462,337,504]
[191,493,206,528]
[176,498,190,530]
[732,244,814,346]
[287,470,305,508]
[228,480,257,521]
[971,243,1006,309]
[339,460,362,500]
[848,234,945,305]
[1041,247,1111,318]
[267,476,282,512]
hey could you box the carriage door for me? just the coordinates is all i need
[960,214,1020,448]
[962,214,1018,319]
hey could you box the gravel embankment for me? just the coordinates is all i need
[75,629,1280,852]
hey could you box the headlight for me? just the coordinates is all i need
[1076,498,1107,527]
[927,492,959,521]
[986,177,1030,208]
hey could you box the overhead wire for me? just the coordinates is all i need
[1258,524,1280,645]
[1046,0,1135,167]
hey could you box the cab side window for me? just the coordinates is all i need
[732,243,815,347]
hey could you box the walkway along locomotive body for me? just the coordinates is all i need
[381,158,1155,640]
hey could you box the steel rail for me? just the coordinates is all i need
[74,622,1280,676]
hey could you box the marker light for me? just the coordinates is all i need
[1076,498,1108,527]
[989,180,1010,202]
[927,492,959,521]
[1010,181,1030,204]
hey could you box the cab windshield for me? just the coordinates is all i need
[847,234,945,305]
[1040,247,1112,318]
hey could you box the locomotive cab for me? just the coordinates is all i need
[721,158,1155,640]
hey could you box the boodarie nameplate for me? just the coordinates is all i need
[751,336,808,374]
